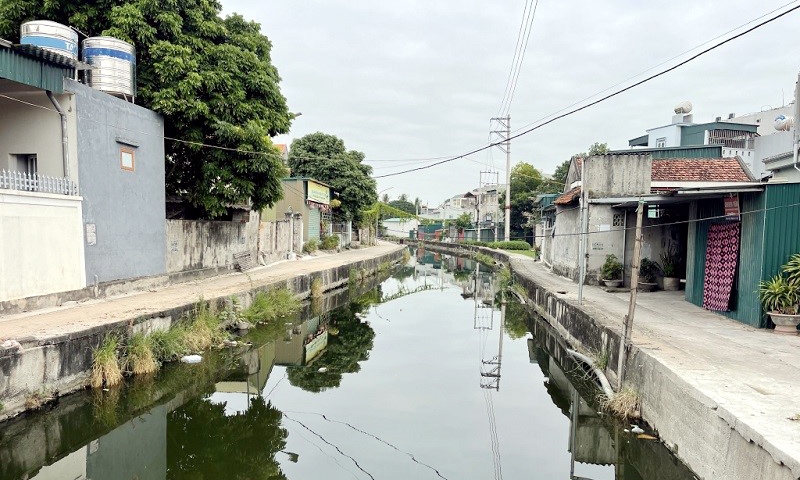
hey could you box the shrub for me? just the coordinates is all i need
[638,258,660,283]
[474,252,496,268]
[91,335,123,389]
[601,254,623,280]
[759,274,799,314]
[489,241,531,250]
[302,239,319,254]
[320,235,339,250]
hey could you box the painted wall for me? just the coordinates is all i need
[646,124,681,148]
[584,154,651,198]
[550,206,581,280]
[69,79,166,283]
[0,190,86,301]
[0,91,77,178]
[166,212,260,273]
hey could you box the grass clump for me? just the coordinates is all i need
[320,235,339,250]
[243,288,301,325]
[593,349,610,371]
[183,302,227,352]
[378,261,391,273]
[349,268,358,285]
[126,333,159,375]
[149,327,188,363]
[474,253,496,268]
[600,385,641,419]
[402,249,411,263]
[311,278,323,299]
[302,239,318,254]
[91,335,123,389]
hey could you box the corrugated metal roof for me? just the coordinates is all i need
[0,43,73,93]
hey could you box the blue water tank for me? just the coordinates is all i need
[20,20,78,60]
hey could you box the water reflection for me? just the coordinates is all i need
[0,249,697,480]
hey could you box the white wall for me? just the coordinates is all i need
[0,92,74,178]
[730,105,793,136]
[0,190,86,301]
[166,211,261,273]
[646,124,681,147]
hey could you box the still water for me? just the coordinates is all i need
[0,249,697,480]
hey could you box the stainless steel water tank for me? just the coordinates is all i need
[82,36,136,99]
[20,20,78,60]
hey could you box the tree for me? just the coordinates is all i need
[381,193,391,203]
[288,132,377,224]
[588,142,610,155]
[0,1,294,218]
[503,162,546,236]
[387,199,415,216]
[398,193,409,202]
[552,160,571,186]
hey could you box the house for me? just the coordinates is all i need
[546,153,797,328]
[0,38,167,302]
[264,177,333,243]
[627,104,761,176]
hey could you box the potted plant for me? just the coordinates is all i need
[638,258,659,292]
[759,253,800,334]
[660,245,681,291]
[600,254,623,288]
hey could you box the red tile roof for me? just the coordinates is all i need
[554,186,581,205]
[651,158,753,182]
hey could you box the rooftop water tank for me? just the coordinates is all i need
[674,101,693,114]
[20,20,78,60]
[82,36,136,100]
[774,114,794,131]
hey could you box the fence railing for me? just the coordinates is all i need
[0,170,79,196]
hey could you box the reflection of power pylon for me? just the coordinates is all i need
[473,262,494,330]
[480,299,506,391]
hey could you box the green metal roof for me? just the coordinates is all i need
[609,145,722,159]
[0,44,74,93]
[628,134,649,147]
[680,121,758,146]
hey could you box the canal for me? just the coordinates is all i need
[0,249,697,480]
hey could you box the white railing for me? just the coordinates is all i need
[0,170,78,196]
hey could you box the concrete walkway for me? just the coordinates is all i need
[508,252,800,478]
[0,242,403,343]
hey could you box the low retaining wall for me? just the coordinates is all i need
[0,248,404,420]
[404,239,796,480]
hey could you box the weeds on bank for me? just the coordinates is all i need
[243,288,301,325]
[474,253,496,268]
[601,385,641,419]
[91,335,123,389]
[149,327,188,363]
[311,278,323,299]
[593,349,610,371]
[402,249,411,263]
[126,333,159,375]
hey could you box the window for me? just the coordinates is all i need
[656,137,666,148]
[612,213,625,227]
[13,153,37,175]
[120,147,135,171]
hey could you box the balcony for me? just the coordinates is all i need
[0,169,78,196]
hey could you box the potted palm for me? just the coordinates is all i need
[660,246,681,291]
[600,254,623,288]
[759,253,800,334]
[638,258,659,292]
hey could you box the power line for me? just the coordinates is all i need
[501,0,540,116]
[496,0,534,116]
[374,3,800,179]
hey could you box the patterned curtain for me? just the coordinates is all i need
[702,222,741,311]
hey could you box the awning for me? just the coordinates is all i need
[588,183,764,208]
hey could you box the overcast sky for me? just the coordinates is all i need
[222,0,800,206]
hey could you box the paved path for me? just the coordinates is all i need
[508,252,800,476]
[0,243,403,343]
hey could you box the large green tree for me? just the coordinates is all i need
[288,132,377,224]
[552,142,609,187]
[0,1,292,218]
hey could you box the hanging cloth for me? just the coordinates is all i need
[702,222,740,312]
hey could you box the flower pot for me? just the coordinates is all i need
[638,281,657,292]
[662,277,680,291]
[603,279,622,288]
[767,312,800,335]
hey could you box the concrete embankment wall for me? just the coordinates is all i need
[404,240,796,480]
[0,248,403,421]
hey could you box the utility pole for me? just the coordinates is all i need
[617,199,644,385]
[577,156,588,303]
[490,116,511,240]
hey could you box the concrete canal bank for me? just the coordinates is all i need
[0,243,404,420]
[405,239,800,480]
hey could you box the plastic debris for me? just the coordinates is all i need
[317,367,328,373]
[631,425,644,434]
[180,355,202,364]
[637,434,658,440]
[223,340,238,347]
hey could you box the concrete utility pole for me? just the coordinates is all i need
[618,199,645,385]
[577,156,588,303]
[490,116,511,241]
